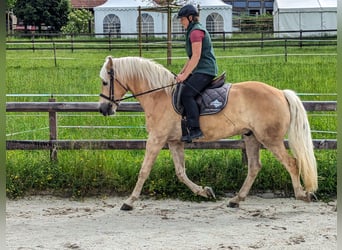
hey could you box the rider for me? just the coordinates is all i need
[176,4,218,142]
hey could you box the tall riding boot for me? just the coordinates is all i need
[181,119,192,143]
[181,126,203,143]
[188,127,203,140]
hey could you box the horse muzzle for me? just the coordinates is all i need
[99,102,115,116]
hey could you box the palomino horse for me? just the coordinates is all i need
[99,56,317,211]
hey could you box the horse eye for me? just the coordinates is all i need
[102,81,108,86]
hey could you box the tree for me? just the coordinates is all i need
[61,9,93,34]
[7,0,17,10]
[153,0,190,6]
[13,0,70,32]
[144,0,184,65]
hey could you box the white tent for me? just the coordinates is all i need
[94,0,160,37]
[273,0,337,37]
[186,0,232,34]
[94,0,232,37]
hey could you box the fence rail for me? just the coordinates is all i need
[6,101,337,161]
[6,30,337,52]
[6,139,337,151]
[5,101,337,112]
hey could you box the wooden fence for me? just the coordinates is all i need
[6,30,337,52]
[6,100,337,161]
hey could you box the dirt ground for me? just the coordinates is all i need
[6,195,336,250]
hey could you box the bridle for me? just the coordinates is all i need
[99,68,177,105]
[99,68,124,105]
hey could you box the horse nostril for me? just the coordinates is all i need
[99,103,110,116]
[107,104,115,115]
[99,102,115,116]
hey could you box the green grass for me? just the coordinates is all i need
[6,44,337,200]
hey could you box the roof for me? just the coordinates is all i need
[94,0,230,9]
[71,0,107,9]
[95,0,155,9]
[274,0,336,10]
[189,0,231,7]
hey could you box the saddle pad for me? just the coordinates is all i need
[172,83,231,116]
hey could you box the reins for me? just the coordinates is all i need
[100,69,177,104]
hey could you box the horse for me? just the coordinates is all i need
[98,56,317,211]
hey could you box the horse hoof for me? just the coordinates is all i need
[204,186,216,199]
[120,203,133,211]
[308,192,318,202]
[227,201,239,208]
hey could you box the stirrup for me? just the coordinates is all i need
[181,134,192,143]
[189,128,203,140]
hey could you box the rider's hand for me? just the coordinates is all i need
[176,73,187,83]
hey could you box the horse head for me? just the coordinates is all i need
[99,55,177,116]
[98,56,128,116]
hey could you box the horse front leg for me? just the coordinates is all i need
[168,141,216,199]
[121,136,165,211]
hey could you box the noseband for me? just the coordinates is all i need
[99,68,177,104]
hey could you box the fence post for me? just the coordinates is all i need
[31,35,35,52]
[53,42,57,67]
[71,33,74,53]
[108,32,112,51]
[138,6,142,57]
[145,33,149,51]
[49,98,58,161]
[223,32,226,50]
[284,39,288,62]
[241,135,247,166]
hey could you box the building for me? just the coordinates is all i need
[94,0,232,37]
[71,0,107,11]
[273,0,337,37]
[223,0,274,15]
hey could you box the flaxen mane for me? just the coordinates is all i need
[112,57,176,95]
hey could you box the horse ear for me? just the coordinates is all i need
[106,56,113,71]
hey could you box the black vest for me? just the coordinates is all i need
[185,22,218,77]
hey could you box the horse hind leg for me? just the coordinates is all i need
[266,142,310,202]
[228,134,262,208]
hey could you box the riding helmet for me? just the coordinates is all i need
[177,4,199,18]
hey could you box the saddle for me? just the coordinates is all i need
[172,72,231,116]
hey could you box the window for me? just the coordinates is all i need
[233,1,247,8]
[103,14,121,36]
[249,9,260,16]
[264,1,273,8]
[137,13,154,35]
[206,13,224,35]
[172,14,185,37]
[248,1,261,8]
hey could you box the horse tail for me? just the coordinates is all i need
[283,89,318,192]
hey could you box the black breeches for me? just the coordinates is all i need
[180,73,214,128]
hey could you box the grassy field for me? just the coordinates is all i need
[6,44,337,200]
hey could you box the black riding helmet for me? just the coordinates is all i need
[177,4,199,19]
